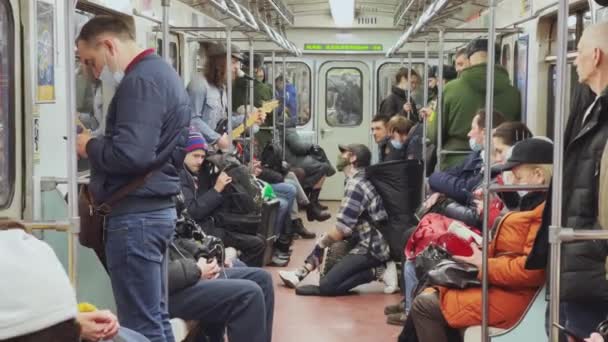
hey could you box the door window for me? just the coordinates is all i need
[0,1,14,208]
[264,61,312,126]
[377,62,425,109]
[326,68,362,127]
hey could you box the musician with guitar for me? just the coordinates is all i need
[187,42,266,151]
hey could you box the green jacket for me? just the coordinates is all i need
[427,63,521,169]
[232,77,273,111]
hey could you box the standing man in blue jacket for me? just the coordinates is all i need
[275,75,298,127]
[75,16,191,342]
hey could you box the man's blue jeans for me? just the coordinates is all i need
[169,267,275,342]
[105,207,177,342]
[271,183,296,236]
[403,260,418,314]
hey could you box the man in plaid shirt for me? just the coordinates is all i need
[279,144,399,296]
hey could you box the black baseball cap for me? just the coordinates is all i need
[492,138,554,173]
[429,65,457,81]
[338,144,372,168]
[466,38,501,60]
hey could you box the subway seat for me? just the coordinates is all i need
[462,286,547,342]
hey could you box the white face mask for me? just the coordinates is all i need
[99,65,124,89]
[99,47,125,89]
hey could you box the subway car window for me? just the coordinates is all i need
[264,62,311,126]
[0,0,13,208]
[546,63,578,140]
[326,67,362,127]
[156,38,180,73]
[377,62,424,109]
[548,8,589,55]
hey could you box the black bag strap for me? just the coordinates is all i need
[96,171,156,214]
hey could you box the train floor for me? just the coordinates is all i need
[266,201,403,342]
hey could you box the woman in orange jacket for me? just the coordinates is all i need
[410,138,553,341]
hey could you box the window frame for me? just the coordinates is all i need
[0,0,15,209]
[376,61,425,108]
[263,61,312,126]
[325,66,364,127]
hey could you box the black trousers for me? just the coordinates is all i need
[318,253,382,296]
[222,230,266,267]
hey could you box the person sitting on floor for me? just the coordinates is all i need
[278,144,399,296]
[408,138,552,341]
[179,131,265,267]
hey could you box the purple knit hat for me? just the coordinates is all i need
[186,130,208,153]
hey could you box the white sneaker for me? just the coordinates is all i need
[278,270,301,289]
[382,261,399,294]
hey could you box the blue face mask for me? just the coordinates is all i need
[469,137,483,152]
[390,139,403,149]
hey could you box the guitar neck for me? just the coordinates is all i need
[231,115,260,139]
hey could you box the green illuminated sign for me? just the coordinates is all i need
[304,43,383,52]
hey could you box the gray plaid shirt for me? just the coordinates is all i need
[336,169,390,262]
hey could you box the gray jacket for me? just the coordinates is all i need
[187,74,244,143]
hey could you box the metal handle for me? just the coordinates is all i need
[320,128,333,137]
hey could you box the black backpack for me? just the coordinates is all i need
[261,142,288,175]
[206,154,263,235]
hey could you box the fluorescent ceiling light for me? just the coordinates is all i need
[329,0,354,27]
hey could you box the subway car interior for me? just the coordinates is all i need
[2,0,608,341]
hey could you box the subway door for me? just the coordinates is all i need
[0,0,22,219]
[317,61,371,200]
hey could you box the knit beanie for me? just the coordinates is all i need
[0,229,78,339]
[186,130,208,153]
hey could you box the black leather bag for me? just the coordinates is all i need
[427,260,481,289]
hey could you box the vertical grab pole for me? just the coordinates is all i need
[422,40,429,200]
[549,0,569,340]
[226,29,233,151]
[272,52,277,142]
[436,30,445,171]
[249,39,255,164]
[161,0,170,64]
[65,0,79,287]
[161,0,171,309]
[282,55,287,160]
[481,0,497,341]
[407,51,412,121]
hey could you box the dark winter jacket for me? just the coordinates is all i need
[527,85,608,303]
[427,64,521,170]
[168,237,205,295]
[178,164,224,223]
[428,151,483,205]
[378,86,420,122]
[283,128,335,188]
[87,52,191,215]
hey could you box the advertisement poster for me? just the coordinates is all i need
[36,0,55,103]
[515,35,529,122]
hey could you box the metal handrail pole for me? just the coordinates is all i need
[408,51,413,121]
[226,28,233,151]
[481,0,497,340]
[282,55,287,160]
[549,0,570,340]
[162,0,170,64]
[272,52,277,142]
[422,40,429,200]
[249,39,255,164]
[436,30,444,171]
[65,0,79,287]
